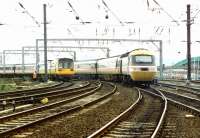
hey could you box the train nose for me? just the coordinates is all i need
[130,71,156,81]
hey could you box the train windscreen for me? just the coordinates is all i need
[132,55,154,65]
[58,58,73,69]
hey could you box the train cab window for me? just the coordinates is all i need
[132,55,154,65]
[58,63,63,68]
[58,58,73,69]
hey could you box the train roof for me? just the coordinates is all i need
[55,58,73,61]
[129,48,154,56]
[76,48,154,62]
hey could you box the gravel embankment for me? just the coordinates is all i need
[9,83,138,138]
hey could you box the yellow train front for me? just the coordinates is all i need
[38,58,75,80]
[121,48,157,85]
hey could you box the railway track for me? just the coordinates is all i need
[159,104,200,137]
[152,85,200,111]
[88,87,167,138]
[89,83,200,138]
[0,81,95,116]
[0,81,64,98]
[0,81,89,108]
[158,81,200,93]
[0,81,117,137]
[0,81,65,104]
[144,86,200,137]
[160,79,200,84]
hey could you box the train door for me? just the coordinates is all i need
[119,60,122,74]
[128,56,130,74]
[116,59,122,74]
[95,62,98,79]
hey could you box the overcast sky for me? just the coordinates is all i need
[1,0,200,65]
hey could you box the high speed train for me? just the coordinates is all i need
[75,48,157,86]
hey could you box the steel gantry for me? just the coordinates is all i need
[1,48,76,74]
[2,50,35,73]
[0,52,2,65]
[35,38,110,75]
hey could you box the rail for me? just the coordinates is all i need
[0,81,117,136]
[88,87,142,138]
[150,87,168,138]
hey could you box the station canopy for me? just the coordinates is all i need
[173,56,200,68]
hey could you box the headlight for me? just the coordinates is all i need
[129,66,157,72]
[148,67,157,71]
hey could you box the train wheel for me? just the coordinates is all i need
[145,83,150,87]
[122,76,127,85]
